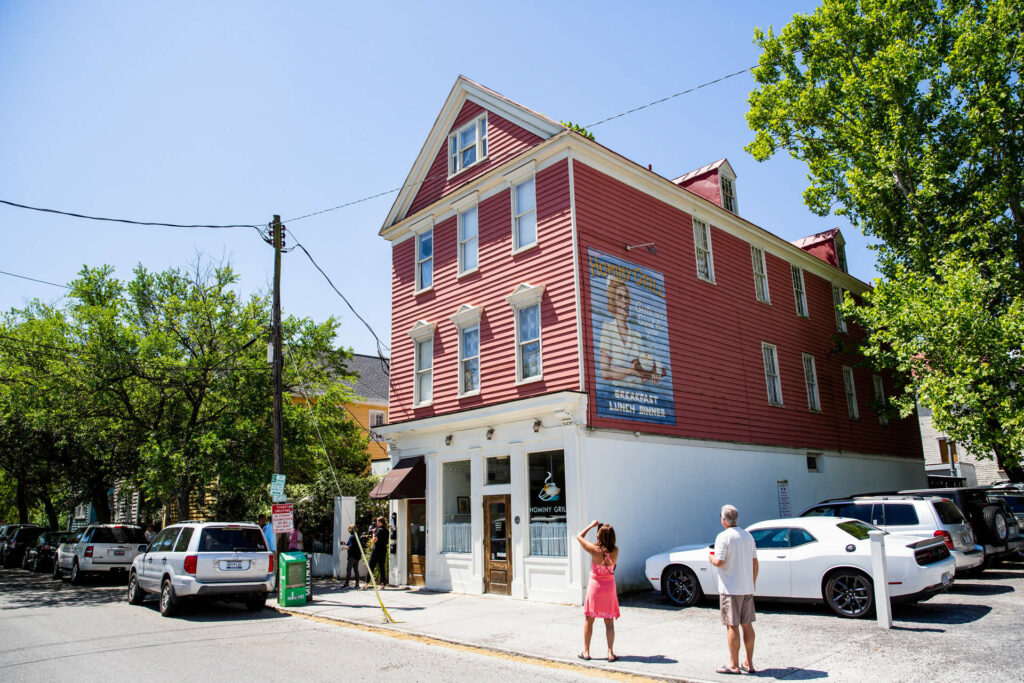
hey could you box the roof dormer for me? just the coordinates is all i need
[791,228,848,273]
[672,158,738,215]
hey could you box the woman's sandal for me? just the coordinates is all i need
[577,653,591,661]
[716,664,743,675]
[608,654,618,663]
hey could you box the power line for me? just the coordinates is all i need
[0,269,70,289]
[0,198,264,232]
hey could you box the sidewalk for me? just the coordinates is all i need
[270,575,1020,682]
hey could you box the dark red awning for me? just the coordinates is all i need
[369,456,425,500]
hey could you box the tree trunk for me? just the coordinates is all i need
[175,488,192,524]
[41,493,59,530]
[89,481,112,523]
[994,444,1024,483]
[15,477,29,524]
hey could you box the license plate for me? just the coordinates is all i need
[224,560,244,570]
[112,549,126,556]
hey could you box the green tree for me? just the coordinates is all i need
[746,0,1024,479]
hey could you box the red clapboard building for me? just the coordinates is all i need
[372,77,924,603]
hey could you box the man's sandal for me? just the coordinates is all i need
[716,665,743,675]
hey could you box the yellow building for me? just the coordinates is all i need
[341,353,391,474]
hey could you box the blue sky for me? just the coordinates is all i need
[0,1,870,355]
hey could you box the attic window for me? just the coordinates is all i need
[449,114,488,175]
[836,240,848,273]
[720,175,737,213]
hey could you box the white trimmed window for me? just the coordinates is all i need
[720,174,737,213]
[506,283,545,383]
[836,240,848,273]
[458,205,479,275]
[762,342,783,406]
[368,410,386,441]
[415,227,433,292]
[693,218,715,282]
[408,320,436,407]
[512,177,537,251]
[751,246,770,303]
[450,304,483,396]
[873,375,888,425]
[448,114,488,175]
[792,266,808,317]
[843,366,859,419]
[832,285,847,332]
[802,353,821,412]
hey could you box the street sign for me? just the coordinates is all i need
[272,502,294,533]
[271,474,286,502]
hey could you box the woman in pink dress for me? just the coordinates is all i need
[576,520,619,662]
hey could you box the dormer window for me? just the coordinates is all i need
[836,239,848,273]
[720,174,737,214]
[448,114,488,175]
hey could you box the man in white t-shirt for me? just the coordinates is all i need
[709,504,758,675]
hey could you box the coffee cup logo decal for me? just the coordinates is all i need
[538,471,560,502]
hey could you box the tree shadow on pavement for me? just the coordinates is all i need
[0,569,126,609]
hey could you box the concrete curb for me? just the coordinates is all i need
[268,600,709,683]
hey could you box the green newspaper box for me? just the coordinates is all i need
[277,551,307,607]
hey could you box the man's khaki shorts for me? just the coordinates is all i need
[719,594,755,626]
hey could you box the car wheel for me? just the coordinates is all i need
[661,565,703,607]
[824,569,874,618]
[245,593,267,612]
[52,559,62,580]
[21,554,29,570]
[70,560,83,586]
[982,505,1009,543]
[159,579,177,617]
[127,572,146,605]
[30,556,39,573]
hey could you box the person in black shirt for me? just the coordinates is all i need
[342,524,360,589]
[368,516,389,587]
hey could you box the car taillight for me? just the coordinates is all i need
[84,546,94,558]
[934,530,954,550]
[268,553,275,574]
[184,555,197,574]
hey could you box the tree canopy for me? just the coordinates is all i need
[746,0,1024,479]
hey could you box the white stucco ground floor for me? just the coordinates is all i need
[375,391,927,604]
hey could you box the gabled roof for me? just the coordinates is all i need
[672,158,735,185]
[380,76,565,232]
[791,227,843,250]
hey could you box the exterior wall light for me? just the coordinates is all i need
[533,419,542,432]
[485,427,495,440]
[445,434,453,446]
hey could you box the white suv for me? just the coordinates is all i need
[127,521,274,617]
[800,495,984,574]
[55,524,149,584]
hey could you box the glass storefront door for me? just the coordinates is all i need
[407,500,426,587]
[483,494,511,595]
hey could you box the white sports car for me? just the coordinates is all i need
[645,517,955,618]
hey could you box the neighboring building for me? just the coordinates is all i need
[340,353,392,475]
[918,403,1006,486]
[372,77,924,603]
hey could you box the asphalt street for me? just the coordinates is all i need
[0,570,611,682]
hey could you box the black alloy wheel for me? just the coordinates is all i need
[824,569,873,618]
[662,565,703,607]
[51,558,61,579]
[69,560,82,585]
[21,553,29,570]
[127,572,145,605]
[159,579,177,617]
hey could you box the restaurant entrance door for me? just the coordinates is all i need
[407,499,426,587]
[483,494,511,595]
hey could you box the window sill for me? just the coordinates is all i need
[412,401,434,409]
[415,285,434,297]
[756,298,772,306]
[515,374,544,387]
[511,241,539,257]
[456,267,479,280]
[447,156,489,180]
[768,401,785,408]
[525,554,568,564]
[458,390,481,399]
[697,275,716,285]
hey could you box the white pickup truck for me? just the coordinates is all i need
[56,524,148,584]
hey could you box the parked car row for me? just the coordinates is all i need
[646,485,1020,619]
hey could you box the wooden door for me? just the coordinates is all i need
[407,500,426,587]
[483,494,511,595]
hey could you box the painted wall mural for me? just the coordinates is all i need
[588,249,676,425]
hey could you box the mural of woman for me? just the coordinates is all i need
[598,275,666,385]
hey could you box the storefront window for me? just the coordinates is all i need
[485,456,510,485]
[528,450,567,557]
[442,460,471,553]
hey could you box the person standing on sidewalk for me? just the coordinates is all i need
[709,504,758,675]
[342,524,360,589]
[576,520,620,662]
[258,514,276,552]
[368,516,389,588]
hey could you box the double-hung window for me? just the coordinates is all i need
[448,114,487,175]
[873,375,888,425]
[751,246,770,303]
[802,353,821,412]
[843,366,859,419]
[458,205,479,275]
[512,177,537,251]
[408,321,436,407]
[836,241,848,273]
[720,175,737,213]
[762,342,783,406]
[832,285,847,332]
[693,218,715,282]
[450,304,482,396]
[506,283,545,383]
[792,266,808,317]
[415,224,433,292]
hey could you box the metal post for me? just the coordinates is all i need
[869,530,892,629]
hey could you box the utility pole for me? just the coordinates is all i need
[271,215,286,564]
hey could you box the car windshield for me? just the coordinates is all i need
[90,526,147,544]
[836,520,878,540]
[198,527,266,552]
